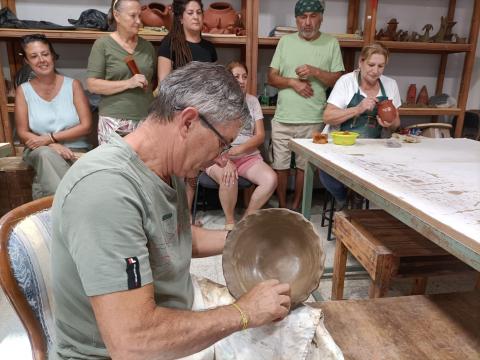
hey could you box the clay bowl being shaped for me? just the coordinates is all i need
[331,131,359,145]
[377,99,397,123]
[223,208,325,306]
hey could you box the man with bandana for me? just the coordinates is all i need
[268,0,344,210]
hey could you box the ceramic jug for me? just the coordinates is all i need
[203,2,238,33]
[140,2,172,30]
[377,99,397,124]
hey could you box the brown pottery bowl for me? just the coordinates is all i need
[222,208,325,306]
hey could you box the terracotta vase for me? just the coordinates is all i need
[377,99,397,123]
[406,84,417,104]
[417,85,429,105]
[140,2,173,30]
[203,2,238,33]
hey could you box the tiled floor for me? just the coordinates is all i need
[1,191,477,359]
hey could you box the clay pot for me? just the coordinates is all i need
[377,99,397,124]
[203,2,238,33]
[406,84,417,104]
[417,85,429,105]
[140,2,172,30]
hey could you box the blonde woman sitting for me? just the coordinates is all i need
[206,62,277,230]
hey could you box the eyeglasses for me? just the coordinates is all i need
[198,113,232,156]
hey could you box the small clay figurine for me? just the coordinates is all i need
[419,24,433,42]
[416,86,429,106]
[406,84,417,105]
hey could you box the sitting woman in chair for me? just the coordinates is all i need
[15,34,92,199]
[206,61,277,230]
[320,43,401,209]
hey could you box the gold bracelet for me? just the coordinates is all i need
[48,133,55,144]
[231,302,249,330]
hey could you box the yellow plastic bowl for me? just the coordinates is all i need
[331,131,360,145]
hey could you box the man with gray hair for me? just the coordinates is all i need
[50,62,291,359]
[268,0,344,211]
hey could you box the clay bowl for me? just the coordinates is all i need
[223,208,325,306]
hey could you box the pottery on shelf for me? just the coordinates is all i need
[406,84,417,105]
[140,2,172,30]
[417,86,429,106]
[203,2,239,34]
[377,99,397,124]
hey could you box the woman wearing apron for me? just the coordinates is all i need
[320,43,401,208]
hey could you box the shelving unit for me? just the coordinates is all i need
[0,0,479,146]
[0,0,255,153]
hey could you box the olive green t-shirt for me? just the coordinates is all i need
[87,35,156,121]
[50,134,193,359]
[270,32,345,124]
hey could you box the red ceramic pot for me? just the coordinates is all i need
[141,2,172,30]
[377,99,397,124]
[203,2,238,33]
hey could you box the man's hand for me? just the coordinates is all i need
[295,65,317,79]
[289,79,314,98]
[25,134,51,149]
[235,279,291,328]
[356,97,377,114]
[49,143,75,160]
[222,160,238,187]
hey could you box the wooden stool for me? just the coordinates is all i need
[331,209,476,299]
[0,156,34,216]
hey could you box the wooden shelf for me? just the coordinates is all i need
[398,107,462,116]
[0,28,247,45]
[258,36,364,48]
[378,41,471,54]
[262,106,462,117]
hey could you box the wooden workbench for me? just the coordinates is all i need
[310,291,480,360]
[289,138,480,271]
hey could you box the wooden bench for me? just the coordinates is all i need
[310,291,480,360]
[0,156,34,217]
[331,209,476,299]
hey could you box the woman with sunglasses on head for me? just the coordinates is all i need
[157,0,217,214]
[87,0,156,145]
[206,62,277,230]
[15,34,92,199]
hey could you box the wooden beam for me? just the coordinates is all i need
[454,0,480,137]
[363,0,378,44]
[247,0,259,95]
[0,55,13,147]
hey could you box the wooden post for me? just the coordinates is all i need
[454,0,480,137]
[247,0,259,96]
[331,236,349,300]
[363,0,378,44]
[434,0,456,96]
[0,55,13,147]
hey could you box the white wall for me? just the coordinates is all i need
[2,0,479,110]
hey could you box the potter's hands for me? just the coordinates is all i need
[49,143,75,161]
[128,74,148,89]
[289,78,314,98]
[295,64,317,79]
[377,114,395,128]
[25,134,52,149]
[356,97,377,114]
[222,160,238,187]
[235,279,291,328]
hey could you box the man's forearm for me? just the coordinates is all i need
[191,226,226,257]
[268,72,293,90]
[312,69,342,87]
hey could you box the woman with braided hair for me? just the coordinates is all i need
[158,0,218,214]
[157,0,217,81]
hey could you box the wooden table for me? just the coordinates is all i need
[310,291,480,360]
[0,142,12,157]
[289,138,480,271]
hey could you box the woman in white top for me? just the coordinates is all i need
[206,62,277,230]
[321,42,401,207]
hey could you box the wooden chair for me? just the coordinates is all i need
[331,209,476,300]
[0,196,54,360]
